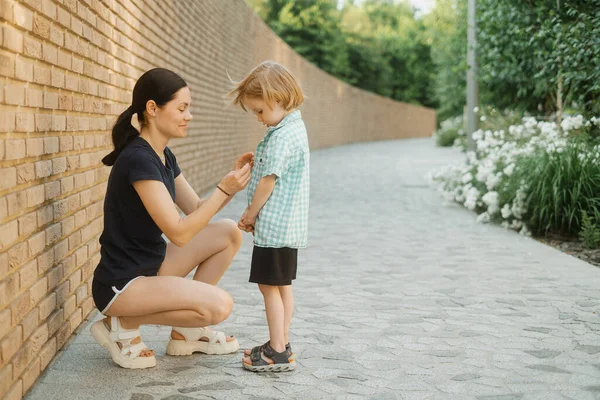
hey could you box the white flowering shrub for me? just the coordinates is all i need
[433,115,465,147]
[431,114,600,237]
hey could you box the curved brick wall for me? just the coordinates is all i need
[0,0,435,397]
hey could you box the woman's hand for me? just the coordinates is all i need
[218,163,252,195]
[234,152,254,170]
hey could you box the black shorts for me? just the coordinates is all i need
[92,276,144,314]
[250,246,297,286]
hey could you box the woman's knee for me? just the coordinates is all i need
[218,219,242,249]
[201,290,233,325]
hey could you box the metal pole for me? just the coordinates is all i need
[466,0,478,151]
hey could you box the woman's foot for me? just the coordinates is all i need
[90,316,156,369]
[166,326,240,355]
[105,318,154,357]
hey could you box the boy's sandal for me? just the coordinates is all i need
[166,326,239,356]
[90,316,156,369]
[244,341,291,357]
[242,342,296,372]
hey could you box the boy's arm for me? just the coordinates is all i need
[244,175,277,223]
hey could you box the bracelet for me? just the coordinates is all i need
[216,185,231,197]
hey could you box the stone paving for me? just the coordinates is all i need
[26,138,600,400]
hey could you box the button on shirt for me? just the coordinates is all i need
[247,110,310,248]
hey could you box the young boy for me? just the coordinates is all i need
[229,61,309,372]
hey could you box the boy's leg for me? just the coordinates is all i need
[259,284,286,352]
[279,285,293,345]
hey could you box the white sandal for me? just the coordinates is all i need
[90,316,156,369]
[166,326,240,356]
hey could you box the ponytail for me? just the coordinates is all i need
[102,106,139,166]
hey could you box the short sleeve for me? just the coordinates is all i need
[165,147,181,178]
[125,150,163,185]
[263,135,290,178]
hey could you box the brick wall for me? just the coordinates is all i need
[0,0,435,397]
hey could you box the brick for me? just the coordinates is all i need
[52,115,66,132]
[38,292,56,320]
[4,85,24,106]
[56,320,70,349]
[26,185,45,207]
[5,139,26,160]
[53,239,68,262]
[36,249,53,273]
[25,88,43,108]
[42,0,57,19]
[36,205,53,227]
[24,0,42,12]
[15,113,34,132]
[19,307,38,340]
[0,196,6,219]
[0,309,11,340]
[23,36,42,58]
[16,163,35,185]
[12,341,32,380]
[14,3,33,31]
[0,272,18,308]
[57,6,70,27]
[59,136,73,152]
[0,50,15,78]
[8,241,28,270]
[28,232,46,257]
[0,220,19,250]
[0,364,12,398]
[50,23,64,46]
[71,56,83,73]
[57,48,70,70]
[0,111,16,133]
[44,91,59,109]
[35,113,52,133]
[29,277,47,306]
[39,336,56,369]
[0,167,17,190]
[58,94,72,111]
[3,25,24,52]
[44,223,61,245]
[6,192,26,217]
[52,157,67,175]
[42,41,58,64]
[67,155,79,170]
[4,380,22,400]
[21,356,40,394]
[65,73,79,91]
[44,136,59,153]
[26,138,44,157]
[1,325,22,363]
[19,259,37,289]
[15,58,34,81]
[46,264,62,291]
[53,199,68,220]
[33,14,51,39]
[45,181,61,200]
[33,65,51,85]
[35,160,52,179]
[72,97,84,112]
[18,212,37,237]
[51,69,65,88]
[47,309,63,337]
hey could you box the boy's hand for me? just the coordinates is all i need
[237,218,254,234]
[235,152,254,170]
[242,212,256,227]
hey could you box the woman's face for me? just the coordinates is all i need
[153,86,193,138]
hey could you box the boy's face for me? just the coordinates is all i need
[242,96,287,127]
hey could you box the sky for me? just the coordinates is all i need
[338,0,436,16]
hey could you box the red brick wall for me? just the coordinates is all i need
[0,0,435,398]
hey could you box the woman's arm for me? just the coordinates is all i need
[174,174,234,215]
[134,164,251,246]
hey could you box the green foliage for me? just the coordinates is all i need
[580,211,600,249]
[512,140,600,236]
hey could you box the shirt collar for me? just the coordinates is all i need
[267,110,302,134]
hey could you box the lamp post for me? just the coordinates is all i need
[466,0,478,151]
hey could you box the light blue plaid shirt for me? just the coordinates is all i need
[247,110,310,248]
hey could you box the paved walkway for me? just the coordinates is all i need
[26,139,600,400]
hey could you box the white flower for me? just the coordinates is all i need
[503,163,515,176]
[482,191,499,215]
[464,187,480,210]
[474,106,479,113]
[476,212,491,223]
[501,203,512,219]
[461,172,473,184]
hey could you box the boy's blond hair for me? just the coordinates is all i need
[228,61,304,111]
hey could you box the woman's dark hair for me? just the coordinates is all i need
[102,68,188,166]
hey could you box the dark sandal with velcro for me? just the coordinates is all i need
[244,341,291,357]
[242,342,296,372]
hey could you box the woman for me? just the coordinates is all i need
[90,68,253,369]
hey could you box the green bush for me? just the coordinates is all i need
[514,140,600,236]
[580,211,600,249]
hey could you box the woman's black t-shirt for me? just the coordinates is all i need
[94,136,181,286]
